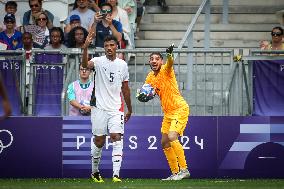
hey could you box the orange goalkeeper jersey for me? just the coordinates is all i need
[145,58,188,116]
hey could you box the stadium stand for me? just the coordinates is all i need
[137,0,284,49]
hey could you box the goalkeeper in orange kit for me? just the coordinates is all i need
[137,44,190,180]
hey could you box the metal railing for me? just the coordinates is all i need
[176,0,231,90]
[3,49,283,116]
[0,50,26,115]
[0,48,239,116]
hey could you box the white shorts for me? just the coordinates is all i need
[91,107,124,136]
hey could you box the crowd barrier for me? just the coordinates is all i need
[29,53,64,116]
[0,49,284,116]
[0,51,25,116]
[0,49,236,116]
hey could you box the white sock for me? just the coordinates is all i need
[112,140,123,177]
[91,142,102,174]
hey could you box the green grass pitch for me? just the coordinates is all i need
[0,178,284,189]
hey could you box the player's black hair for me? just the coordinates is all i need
[104,35,118,45]
[149,52,163,60]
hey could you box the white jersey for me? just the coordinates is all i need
[90,55,129,111]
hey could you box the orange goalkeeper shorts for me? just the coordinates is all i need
[161,105,190,136]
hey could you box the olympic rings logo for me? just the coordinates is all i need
[0,130,14,154]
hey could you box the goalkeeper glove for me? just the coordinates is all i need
[166,43,174,57]
[136,92,150,102]
[136,88,156,102]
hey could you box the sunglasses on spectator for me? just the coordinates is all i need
[100,9,112,14]
[271,32,282,37]
[30,4,39,8]
[80,68,91,72]
[37,18,47,21]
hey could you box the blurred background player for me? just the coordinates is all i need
[0,72,12,120]
[137,44,190,181]
[21,32,33,107]
[67,63,93,116]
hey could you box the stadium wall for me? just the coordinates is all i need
[0,116,284,178]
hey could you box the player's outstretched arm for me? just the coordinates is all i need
[165,43,174,69]
[82,27,96,68]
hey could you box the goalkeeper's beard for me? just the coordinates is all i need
[149,64,154,71]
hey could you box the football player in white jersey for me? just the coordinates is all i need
[82,33,132,183]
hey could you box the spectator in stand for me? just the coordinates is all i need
[108,0,134,50]
[22,32,33,60]
[67,26,89,48]
[22,0,54,26]
[0,14,22,50]
[91,2,122,48]
[45,27,67,50]
[67,63,94,116]
[33,11,52,49]
[0,1,22,32]
[135,0,145,39]
[97,0,107,7]
[260,26,284,50]
[157,0,168,10]
[64,14,81,34]
[21,32,33,107]
[118,0,136,48]
[88,0,101,12]
[64,14,81,44]
[65,0,96,32]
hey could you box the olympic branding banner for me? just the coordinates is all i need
[33,54,64,116]
[218,116,284,178]
[0,58,22,116]
[253,60,284,116]
[62,116,217,178]
[0,117,62,178]
[0,116,284,178]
